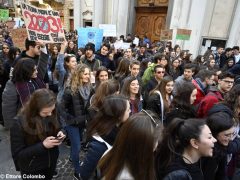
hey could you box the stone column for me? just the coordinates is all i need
[74,0,82,29]
[227,0,240,47]
[93,0,104,27]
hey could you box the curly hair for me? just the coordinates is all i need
[67,64,91,95]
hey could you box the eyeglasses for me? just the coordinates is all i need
[222,80,234,84]
[141,109,159,127]
[156,71,165,74]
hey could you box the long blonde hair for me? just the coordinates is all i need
[68,64,91,95]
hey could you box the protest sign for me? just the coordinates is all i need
[10,28,28,50]
[20,2,65,43]
[114,41,131,50]
[77,27,103,51]
[176,29,191,40]
[99,24,116,37]
[160,29,173,41]
[0,9,9,21]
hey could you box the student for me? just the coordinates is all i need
[155,118,216,180]
[79,95,131,180]
[121,76,142,114]
[89,79,120,121]
[146,76,174,123]
[165,82,197,126]
[202,112,240,180]
[10,89,66,180]
[61,64,92,180]
[99,110,161,180]
[197,72,234,117]
[94,66,109,90]
[173,63,195,96]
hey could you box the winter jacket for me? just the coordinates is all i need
[61,87,91,128]
[160,156,204,180]
[95,53,115,71]
[197,86,224,118]
[10,117,59,172]
[2,51,48,129]
[80,55,101,72]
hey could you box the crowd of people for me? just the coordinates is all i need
[1,27,240,180]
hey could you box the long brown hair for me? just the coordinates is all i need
[150,76,173,113]
[99,112,161,180]
[19,89,59,145]
[90,79,120,110]
[88,94,128,137]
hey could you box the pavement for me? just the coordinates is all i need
[0,125,92,180]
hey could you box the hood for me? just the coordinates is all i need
[207,103,233,118]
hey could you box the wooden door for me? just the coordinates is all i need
[135,0,168,43]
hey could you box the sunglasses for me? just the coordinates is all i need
[141,109,159,127]
[156,71,165,74]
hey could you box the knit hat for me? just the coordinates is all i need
[85,42,95,53]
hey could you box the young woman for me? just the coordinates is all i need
[165,82,197,126]
[99,110,162,180]
[114,58,130,85]
[64,40,77,55]
[89,79,120,120]
[94,66,109,90]
[10,89,66,180]
[202,112,238,180]
[61,64,92,180]
[121,76,142,114]
[12,58,46,106]
[79,95,131,180]
[55,41,77,94]
[168,57,182,80]
[221,58,234,72]
[146,76,174,123]
[155,118,216,180]
[48,44,60,93]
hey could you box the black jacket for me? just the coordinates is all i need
[62,87,91,127]
[10,117,59,172]
[165,106,196,126]
[161,156,204,180]
[146,93,163,120]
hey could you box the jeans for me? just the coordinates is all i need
[65,125,82,174]
[79,138,107,180]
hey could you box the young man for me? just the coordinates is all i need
[197,72,234,117]
[145,65,165,93]
[95,43,115,71]
[192,69,214,105]
[173,63,195,95]
[80,42,101,73]
[142,53,168,85]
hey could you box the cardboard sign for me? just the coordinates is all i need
[10,28,28,50]
[99,24,116,37]
[114,41,131,50]
[0,9,9,21]
[77,27,103,51]
[176,29,192,40]
[20,2,65,43]
[160,29,173,41]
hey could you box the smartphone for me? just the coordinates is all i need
[55,135,63,140]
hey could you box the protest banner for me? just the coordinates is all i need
[99,24,117,37]
[160,29,173,41]
[176,29,191,40]
[77,27,103,51]
[20,2,65,43]
[114,41,131,50]
[0,9,9,21]
[10,28,28,50]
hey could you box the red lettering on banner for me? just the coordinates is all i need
[23,10,62,34]
[47,16,59,33]
[57,18,63,33]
